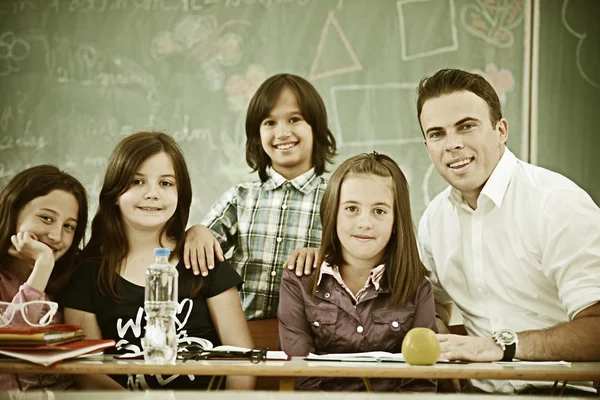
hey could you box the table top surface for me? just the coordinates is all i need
[0,356,598,381]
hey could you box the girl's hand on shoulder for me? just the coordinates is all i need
[9,231,54,267]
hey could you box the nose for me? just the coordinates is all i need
[144,182,159,200]
[275,122,291,139]
[444,131,464,152]
[356,211,373,229]
[46,223,63,243]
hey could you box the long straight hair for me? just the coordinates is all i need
[311,153,429,306]
[84,132,199,299]
[0,165,88,297]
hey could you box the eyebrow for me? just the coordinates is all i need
[425,117,480,135]
[134,172,176,179]
[341,200,393,208]
[40,208,78,224]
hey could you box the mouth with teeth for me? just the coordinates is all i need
[274,142,298,151]
[138,207,162,212]
[447,157,474,171]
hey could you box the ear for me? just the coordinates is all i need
[497,118,508,144]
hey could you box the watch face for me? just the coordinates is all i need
[496,329,517,345]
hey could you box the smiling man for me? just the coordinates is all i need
[416,69,600,394]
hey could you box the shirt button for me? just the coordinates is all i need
[282,204,288,210]
[276,237,282,243]
[324,293,331,299]
[391,321,399,328]
[270,270,277,277]
[356,326,364,333]
[313,321,320,328]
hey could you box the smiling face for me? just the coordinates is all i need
[420,90,508,208]
[259,86,314,180]
[117,151,178,234]
[16,190,79,261]
[336,174,395,270]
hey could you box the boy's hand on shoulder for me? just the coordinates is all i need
[284,247,320,277]
[184,224,224,277]
[8,231,54,268]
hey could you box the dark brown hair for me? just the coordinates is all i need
[84,132,199,299]
[416,68,502,136]
[245,73,337,181]
[311,153,429,307]
[0,165,88,297]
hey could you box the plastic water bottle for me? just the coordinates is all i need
[143,248,178,364]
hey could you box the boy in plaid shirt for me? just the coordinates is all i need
[185,73,336,320]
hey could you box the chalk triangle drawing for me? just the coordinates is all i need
[309,11,362,81]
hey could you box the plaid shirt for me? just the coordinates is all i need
[202,168,326,320]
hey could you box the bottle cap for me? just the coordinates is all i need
[154,248,171,257]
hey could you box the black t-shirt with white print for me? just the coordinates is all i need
[58,253,243,390]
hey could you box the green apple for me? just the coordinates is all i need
[401,327,440,365]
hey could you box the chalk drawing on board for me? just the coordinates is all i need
[471,63,515,105]
[0,31,31,76]
[396,0,458,61]
[308,11,362,81]
[151,15,252,91]
[225,64,267,112]
[330,83,422,147]
[561,0,599,89]
[460,0,524,48]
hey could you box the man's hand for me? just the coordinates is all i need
[8,232,54,267]
[283,248,319,277]
[437,334,503,362]
[183,224,224,276]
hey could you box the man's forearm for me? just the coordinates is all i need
[516,316,600,361]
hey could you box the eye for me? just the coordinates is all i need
[39,215,53,224]
[160,180,174,187]
[374,208,387,215]
[262,120,275,127]
[132,178,144,185]
[290,116,302,123]
[460,123,475,131]
[345,205,358,213]
[64,223,76,232]
[428,131,443,140]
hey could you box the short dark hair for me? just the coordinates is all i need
[85,131,197,299]
[416,69,502,135]
[245,73,337,181]
[311,152,429,307]
[0,165,88,297]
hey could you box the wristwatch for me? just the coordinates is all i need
[493,329,518,361]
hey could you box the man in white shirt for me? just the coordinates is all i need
[417,68,600,393]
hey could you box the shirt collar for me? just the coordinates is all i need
[317,262,386,291]
[263,167,321,194]
[448,147,518,209]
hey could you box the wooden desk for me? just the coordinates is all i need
[0,356,599,392]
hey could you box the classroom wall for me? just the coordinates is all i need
[0,0,596,227]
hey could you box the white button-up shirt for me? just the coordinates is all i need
[418,148,600,393]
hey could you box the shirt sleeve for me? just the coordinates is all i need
[277,269,321,390]
[201,260,243,299]
[539,189,600,319]
[56,258,99,313]
[200,185,240,255]
[417,210,453,306]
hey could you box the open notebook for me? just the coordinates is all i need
[306,351,405,363]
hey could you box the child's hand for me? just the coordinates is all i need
[8,231,54,267]
[284,247,319,277]
[184,224,225,277]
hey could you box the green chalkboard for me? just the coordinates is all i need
[537,0,599,204]
[0,0,528,224]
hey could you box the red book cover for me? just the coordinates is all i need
[0,324,84,345]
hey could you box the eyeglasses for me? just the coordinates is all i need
[0,301,58,327]
[179,344,268,364]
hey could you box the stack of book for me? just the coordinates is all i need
[0,324,115,367]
